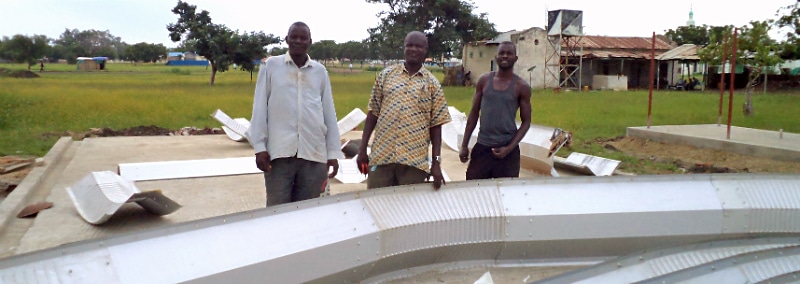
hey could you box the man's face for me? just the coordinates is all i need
[495,44,517,70]
[286,26,311,57]
[403,34,428,65]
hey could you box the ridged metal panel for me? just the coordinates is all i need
[714,175,800,234]
[1,174,800,283]
[364,183,505,258]
[533,237,800,284]
[642,246,800,283]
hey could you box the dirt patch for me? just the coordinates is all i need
[0,68,40,78]
[0,156,35,197]
[41,125,224,140]
[602,137,800,174]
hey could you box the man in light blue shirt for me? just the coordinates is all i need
[249,22,343,206]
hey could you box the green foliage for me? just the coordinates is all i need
[0,34,50,69]
[52,28,126,61]
[664,25,711,45]
[167,1,280,85]
[125,42,167,63]
[365,0,498,60]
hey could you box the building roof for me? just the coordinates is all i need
[569,35,675,59]
[486,30,521,44]
[656,44,701,61]
[576,35,674,50]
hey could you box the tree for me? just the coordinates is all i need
[337,41,369,66]
[775,1,800,59]
[167,1,279,85]
[366,0,498,61]
[736,21,783,116]
[52,29,125,62]
[268,46,287,56]
[0,34,50,69]
[308,40,338,65]
[665,25,710,45]
[125,42,167,64]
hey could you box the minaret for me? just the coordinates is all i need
[686,5,696,26]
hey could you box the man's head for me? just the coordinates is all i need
[403,31,428,66]
[495,41,518,71]
[286,22,311,58]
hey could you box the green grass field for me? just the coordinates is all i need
[2,62,798,172]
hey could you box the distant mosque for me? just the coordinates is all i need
[686,5,696,26]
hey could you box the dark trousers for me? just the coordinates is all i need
[367,163,428,189]
[264,157,327,207]
[466,143,520,180]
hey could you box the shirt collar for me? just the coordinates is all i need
[284,52,313,68]
[402,64,427,77]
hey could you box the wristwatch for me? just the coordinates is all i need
[432,156,442,163]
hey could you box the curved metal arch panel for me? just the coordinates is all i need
[1,174,799,284]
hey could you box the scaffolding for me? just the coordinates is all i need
[544,10,584,89]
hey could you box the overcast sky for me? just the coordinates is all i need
[1,0,796,48]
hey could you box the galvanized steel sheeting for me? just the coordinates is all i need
[0,174,799,283]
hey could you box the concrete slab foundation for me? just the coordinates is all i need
[627,124,800,162]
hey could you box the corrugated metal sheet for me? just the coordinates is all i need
[575,35,674,50]
[562,35,675,59]
[3,174,800,283]
[657,44,702,60]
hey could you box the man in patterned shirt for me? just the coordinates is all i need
[356,31,451,190]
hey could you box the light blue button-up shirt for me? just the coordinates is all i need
[248,54,343,164]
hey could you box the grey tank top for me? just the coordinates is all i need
[477,72,518,147]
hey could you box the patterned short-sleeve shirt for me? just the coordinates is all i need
[368,64,451,172]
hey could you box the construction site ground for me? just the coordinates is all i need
[0,124,798,283]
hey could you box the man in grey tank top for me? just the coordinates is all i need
[459,41,532,180]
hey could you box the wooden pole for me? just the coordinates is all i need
[718,32,729,126]
[647,32,655,128]
[727,28,738,140]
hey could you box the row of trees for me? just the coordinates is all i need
[0,29,170,69]
[664,2,800,116]
[165,0,498,85]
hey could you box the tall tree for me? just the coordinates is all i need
[0,34,50,69]
[775,1,800,59]
[366,0,497,61]
[664,25,710,45]
[167,1,279,85]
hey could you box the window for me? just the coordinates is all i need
[469,52,473,58]
[534,39,539,45]
[479,51,483,58]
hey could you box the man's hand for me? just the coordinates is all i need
[491,146,513,159]
[255,151,272,173]
[459,145,470,163]
[430,162,445,190]
[356,151,369,177]
[327,159,339,178]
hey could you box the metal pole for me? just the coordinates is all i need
[718,32,728,126]
[727,28,738,140]
[648,32,655,128]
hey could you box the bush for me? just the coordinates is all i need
[164,68,191,75]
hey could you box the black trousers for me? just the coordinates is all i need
[465,143,520,180]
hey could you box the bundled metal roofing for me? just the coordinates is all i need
[1,174,798,283]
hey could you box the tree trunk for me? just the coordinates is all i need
[743,75,756,116]
[209,64,217,86]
